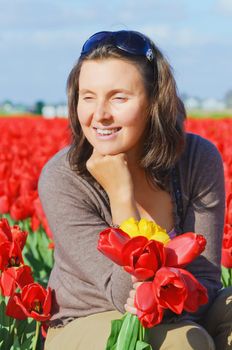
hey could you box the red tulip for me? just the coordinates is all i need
[165,232,206,267]
[179,269,208,312]
[135,281,164,328]
[5,294,28,320]
[221,224,232,268]
[97,228,130,265]
[0,265,34,296]
[6,283,52,322]
[153,267,187,314]
[0,241,24,271]
[0,195,10,214]
[0,218,12,243]
[122,239,165,280]
[226,193,232,225]
[10,192,37,221]
[0,218,28,249]
[11,225,28,250]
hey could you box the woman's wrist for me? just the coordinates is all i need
[109,195,140,226]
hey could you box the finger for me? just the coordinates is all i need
[133,281,143,289]
[124,303,137,315]
[129,289,136,299]
[131,275,139,284]
[126,296,135,306]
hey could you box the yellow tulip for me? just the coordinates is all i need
[120,217,170,244]
[150,231,170,244]
[138,218,154,239]
[120,217,140,237]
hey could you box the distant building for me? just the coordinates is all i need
[201,98,226,111]
[184,97,201,110]
[42,104,68,118]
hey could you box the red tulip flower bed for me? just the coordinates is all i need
[0,116,231,349]
[0,117,70,349]
[185,119,232,274]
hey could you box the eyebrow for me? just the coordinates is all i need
[79,88,133,95]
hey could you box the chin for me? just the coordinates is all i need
[95,146,125,156]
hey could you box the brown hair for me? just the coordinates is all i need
[66,35,186,189]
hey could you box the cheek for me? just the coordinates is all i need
[77,103,91,126]
[122,114,148,133]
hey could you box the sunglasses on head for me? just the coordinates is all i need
[80,30,154,63]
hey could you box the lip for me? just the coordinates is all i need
[93,126,121,130]
[93,127,122,140]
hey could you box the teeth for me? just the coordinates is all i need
[96,128,119,135]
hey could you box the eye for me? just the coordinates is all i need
[113,95,127,102]
[83,96,94,101]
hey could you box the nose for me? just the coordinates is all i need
[93,100,112,122]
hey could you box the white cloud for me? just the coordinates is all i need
[215,0,232,15]
[140,25,219,48]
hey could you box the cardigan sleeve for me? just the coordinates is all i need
[38,153,132,316]
[177,134,225,320]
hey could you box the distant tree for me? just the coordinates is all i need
[225,90,232,108]
[34,100,45,114]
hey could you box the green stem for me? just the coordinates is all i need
[139,324,145,341]
[32,321,40,350]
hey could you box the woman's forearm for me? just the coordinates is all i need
[109,194,141,225]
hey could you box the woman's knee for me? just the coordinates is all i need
[148,321,215,350]
[203,287,232,349]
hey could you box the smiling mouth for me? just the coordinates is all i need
[94,127,121,135]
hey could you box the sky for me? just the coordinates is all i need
[0,0,232,105]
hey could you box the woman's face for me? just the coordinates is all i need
[77,58,150,158]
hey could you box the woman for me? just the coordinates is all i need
[39,30,232,349]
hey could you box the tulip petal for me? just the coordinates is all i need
[153,267,187,314]
[6,294,27,320]
[178,269,208,312]
[165,232,206,267]
[135,282,157,313]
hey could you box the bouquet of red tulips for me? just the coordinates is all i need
[98,218,208,350]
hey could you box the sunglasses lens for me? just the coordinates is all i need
[81,31,110,55]
[114,31,148,55]
[80,30,153,62]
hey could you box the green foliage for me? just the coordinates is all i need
[221,266,232,288]
[187,110,232,119]
[105,313,152,350]
[0,296,42,350]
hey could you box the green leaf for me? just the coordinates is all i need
[221,266,232,287]
[115,313,140,350]
[0,299,15,329]
[10,337,21,350]
[20,333,35,350]
[15,318,36,340]
[106,319,124,349]
[0,326,14,350]
[135,340,152,350]
[22,223,54,285]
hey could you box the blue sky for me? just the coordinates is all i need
[1,0,232,104]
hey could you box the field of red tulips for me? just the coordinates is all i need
[0,116,231,349]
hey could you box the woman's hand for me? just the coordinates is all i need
[86,149,134,200]
[86,149,140,224]
[124,276,143,315]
